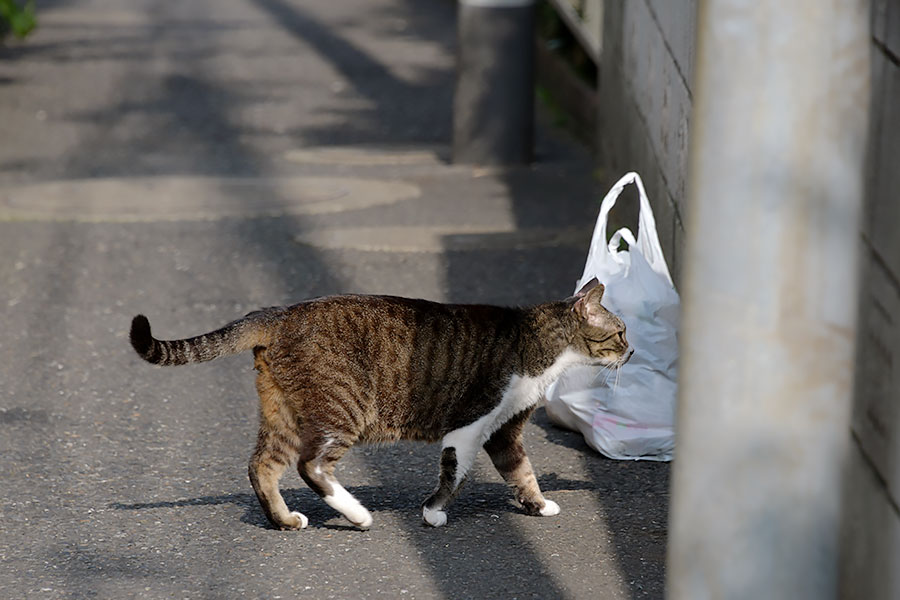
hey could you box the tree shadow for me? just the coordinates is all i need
[250,0,454,147]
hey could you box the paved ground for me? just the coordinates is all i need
[0,1,669,598]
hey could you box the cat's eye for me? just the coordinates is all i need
[585,333,616,344]
[586,329,627,345]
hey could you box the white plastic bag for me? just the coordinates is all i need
[545,172,680,461]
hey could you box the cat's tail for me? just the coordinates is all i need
[129,310,277,366]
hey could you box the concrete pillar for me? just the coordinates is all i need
[452,0,535,165]
[667,1,870,599]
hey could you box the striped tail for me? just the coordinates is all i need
[129,312,275,366]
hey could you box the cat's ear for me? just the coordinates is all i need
[573,280,606,324]
[575,277,603,299]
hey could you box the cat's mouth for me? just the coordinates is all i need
[594,348,634,368]
[593,359,620,368]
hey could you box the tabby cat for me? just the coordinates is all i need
[129,279,631,530]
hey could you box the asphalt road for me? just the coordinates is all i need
[0,1,670,598]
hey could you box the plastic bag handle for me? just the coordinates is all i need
[632,176,674,286]
[608,227,637,255]
[578,172,674,289]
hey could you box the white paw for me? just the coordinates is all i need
[539,500,560,516]
[290,511,309,529]
[423,507,448,527]
[348,506,373,529]
[323,484,373,529]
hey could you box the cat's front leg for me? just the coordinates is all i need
[483,411,559,517]
[422,423,483,527]
[422,447,462,527]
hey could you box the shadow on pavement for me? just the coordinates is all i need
[108,473,598,526]
[250,0,454,147]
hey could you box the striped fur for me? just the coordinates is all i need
[130,309,282,366]
[129,281,632,530]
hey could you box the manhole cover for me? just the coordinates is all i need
[0,176,419,222]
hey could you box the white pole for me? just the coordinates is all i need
[667,0,871,598]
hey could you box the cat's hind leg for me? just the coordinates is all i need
[483,410,559,517]
[249,436,306,530]
[248,349,307,530]
[297,433,373,530]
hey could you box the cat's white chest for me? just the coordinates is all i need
[441,348,587,471]
[494,348,586,430]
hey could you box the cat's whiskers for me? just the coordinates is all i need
[600,363,617,387]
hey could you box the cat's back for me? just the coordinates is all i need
[277,294,520,342]
[255,294,570,441]
[265,294,523,395]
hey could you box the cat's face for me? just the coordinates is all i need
[571,280,633,368]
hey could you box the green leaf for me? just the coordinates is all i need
[11,10,35,37]
[0,0,36,39]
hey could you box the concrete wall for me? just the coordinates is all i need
[840,0,900,597]
[597,0,900,595]
[598,0,695,286]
